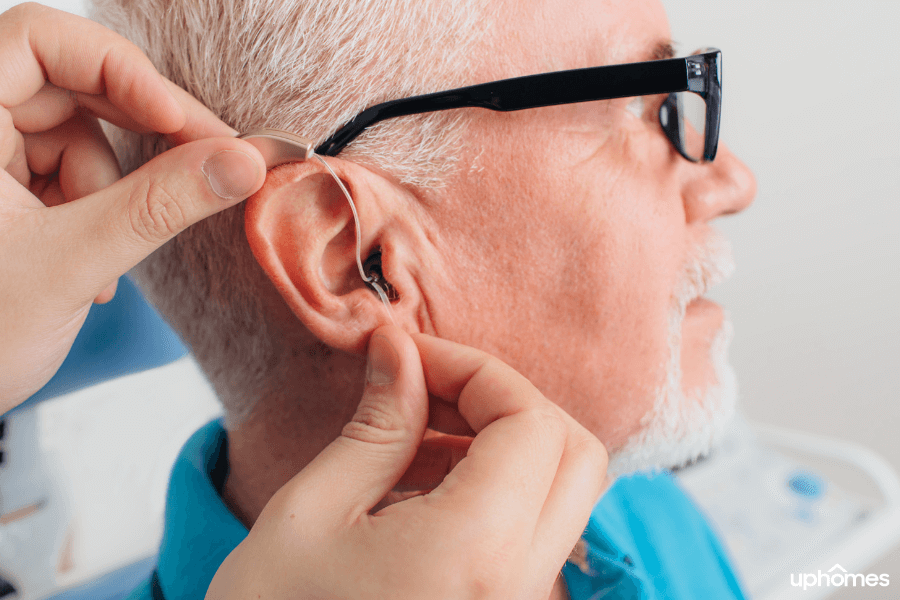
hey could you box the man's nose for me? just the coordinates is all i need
[681,142,757,223]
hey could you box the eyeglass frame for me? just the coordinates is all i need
[315,48,722,163]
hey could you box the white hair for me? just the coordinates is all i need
[89,0,489,425]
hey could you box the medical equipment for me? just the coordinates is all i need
[675,414,900,600]
[238,129,396,321]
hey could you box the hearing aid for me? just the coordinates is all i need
[238,129,396,321]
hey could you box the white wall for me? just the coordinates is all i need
[663,2,900,598]
[0,0,84,14]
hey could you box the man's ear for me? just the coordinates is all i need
[244,158,418,354]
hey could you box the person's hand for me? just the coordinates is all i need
[206,325,608,600]
[0,3,267,411]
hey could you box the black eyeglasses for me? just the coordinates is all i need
[316,48,722,163]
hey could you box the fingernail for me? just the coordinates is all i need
[201,150,260,200]
[366,334,400,386]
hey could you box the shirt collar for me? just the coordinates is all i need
[152,419,648,600]
[155,419,248,600]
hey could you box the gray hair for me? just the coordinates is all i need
[89,0,489,425]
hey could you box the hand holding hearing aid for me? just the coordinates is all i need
[0,4,267,411]
[0,6,608,600]
[206,325,609,600]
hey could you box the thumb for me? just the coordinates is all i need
[277,325,430,525]
[52,136,266,304]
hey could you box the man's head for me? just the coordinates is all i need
[95,0,755,480]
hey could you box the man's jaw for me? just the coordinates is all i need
[605,316,738,480]
[378,229,740,504]
[606,228,739,480]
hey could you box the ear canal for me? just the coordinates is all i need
[363,248,399,301]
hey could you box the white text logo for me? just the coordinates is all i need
[791,564,889,590]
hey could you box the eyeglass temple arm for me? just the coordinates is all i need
[316,57,691,156]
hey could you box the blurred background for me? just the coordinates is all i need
[664,2,899,598]
[0,1,897,599]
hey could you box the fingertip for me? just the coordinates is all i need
[154,74,187,134]
[368,326,421,377]
[409,331,441,357]
[105,47,186,135]
[410,331,465,355]
[158,78,238,143]
[201,141,266,202]
[366,332,401,386]
[371,324,411,344]
[410,334,492,402]
[233,137,267,178]
[366,325,427,418]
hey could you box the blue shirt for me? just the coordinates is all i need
[126,420,746,600]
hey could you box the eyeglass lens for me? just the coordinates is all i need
[659,91,707,162]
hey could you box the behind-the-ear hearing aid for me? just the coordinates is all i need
[238,129,396,322]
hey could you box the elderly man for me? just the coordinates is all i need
[85,0,756,597]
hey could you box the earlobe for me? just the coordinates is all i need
[244,159,395,354]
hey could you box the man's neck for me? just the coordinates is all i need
[551,578,571,600]
[221,384,361,526]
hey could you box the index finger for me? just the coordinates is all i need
[412,333,551,432]
[410,334,567,531]
[0,3,184,134]
[10,77,236,143]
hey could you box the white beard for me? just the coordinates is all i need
[606,229,739,479]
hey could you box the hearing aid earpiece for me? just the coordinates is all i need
[237,129,316,168]
[238,129,397,323]
[362,249,398,301]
